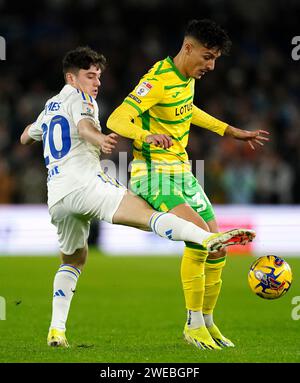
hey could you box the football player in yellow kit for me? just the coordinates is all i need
[107,19,269,350]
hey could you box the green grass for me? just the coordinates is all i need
[0,251,300,363]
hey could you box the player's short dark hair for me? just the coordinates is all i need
[62,46,107,77]
[185,19,232,54]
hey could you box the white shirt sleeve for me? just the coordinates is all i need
[70,93,99,127]
[93,100,102,131]
[28,111,44,141]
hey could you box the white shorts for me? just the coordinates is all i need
[49,173,126,255]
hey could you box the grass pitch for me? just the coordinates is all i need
[0,251,299,363]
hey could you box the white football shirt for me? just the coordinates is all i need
[28,84,102,208]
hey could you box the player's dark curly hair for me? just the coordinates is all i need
[63,46,107,77]
[185,19,232,54]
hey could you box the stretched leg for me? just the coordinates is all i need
[113,191,215,244]
[112,191,252,251]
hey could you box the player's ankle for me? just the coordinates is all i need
[187,309,205,329]
[203,313,214,328]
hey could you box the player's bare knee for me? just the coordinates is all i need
[207,248,227,260]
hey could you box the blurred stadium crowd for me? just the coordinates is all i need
[0,0,299,205]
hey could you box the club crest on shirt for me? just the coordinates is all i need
[135,81,153,97]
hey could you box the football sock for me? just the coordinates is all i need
[203,313,214,328]
[181,246,208,328]
[50,264,81,330]
[187,310,205,329]
[149,212,211,245]
[203,256,226,318]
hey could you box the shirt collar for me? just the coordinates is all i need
[60,84,78,96]
[166,56,189,82]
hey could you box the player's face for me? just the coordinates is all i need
[186,42,221,80]
[73,65,101,99]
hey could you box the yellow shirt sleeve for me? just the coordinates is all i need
[107,102,149,141]
[192,104,228,136]
[107,78,164,141]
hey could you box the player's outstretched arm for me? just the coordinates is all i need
[224,125,270,150]
[77,118,117,154]
[191,105,228,135]
[191,105,269,150]
[20,124,36,145]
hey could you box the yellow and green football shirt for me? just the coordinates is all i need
[119,56,228,177]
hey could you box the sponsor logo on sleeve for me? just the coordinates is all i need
[135,81,153,97]
[128,93,142,104]
[81,101,95,117]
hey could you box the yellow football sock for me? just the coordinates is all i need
[203,256,226,315]
[181,245,208,311]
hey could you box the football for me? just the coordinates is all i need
[248,255,292,299]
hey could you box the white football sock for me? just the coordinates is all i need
[50,264,81,331]
[187,309,205,329]
[149,212,212,245]
[203,313,214,328]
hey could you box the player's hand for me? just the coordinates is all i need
[245,130,270,150]
[145,134,173,149]
[100,133,118,154]
[225,125,270,150]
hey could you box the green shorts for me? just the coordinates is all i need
[130,171,215,223]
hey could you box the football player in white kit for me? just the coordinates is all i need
[20,47,255,348]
